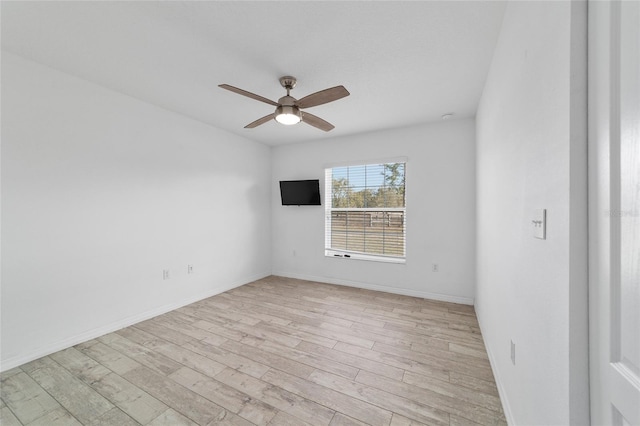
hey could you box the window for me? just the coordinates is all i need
[325,160,406,263]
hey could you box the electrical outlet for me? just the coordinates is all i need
[511,340,516,365]
[532,209,546,239]
[432,264,439,272]
[163,269,170,280]
[187,265,194,274]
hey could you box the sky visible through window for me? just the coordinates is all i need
[331,164,386,189]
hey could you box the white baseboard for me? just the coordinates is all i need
[0,272,269,372]
[475,307,514,426]
[272,271,474,305]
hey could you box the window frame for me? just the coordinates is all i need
[324,158,407,264]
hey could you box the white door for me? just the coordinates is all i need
[589,0,640,424]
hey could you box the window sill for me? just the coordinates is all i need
[325,250,406,264]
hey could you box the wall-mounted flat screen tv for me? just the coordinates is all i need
[279,179,321,206]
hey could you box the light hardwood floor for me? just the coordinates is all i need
[1,276,506,426]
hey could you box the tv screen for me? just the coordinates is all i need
[280,179,321,206]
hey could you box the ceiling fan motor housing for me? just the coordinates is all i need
[275,94,301,125]
[278,95,297,106]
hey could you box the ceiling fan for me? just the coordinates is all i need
[219,76,349,132]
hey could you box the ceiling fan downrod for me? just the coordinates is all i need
[279,76,297,96]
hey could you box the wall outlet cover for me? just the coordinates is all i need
[533,209,546,239]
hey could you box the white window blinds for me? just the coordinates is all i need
[325,161,406,262]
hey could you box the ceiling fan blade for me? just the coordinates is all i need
[219,84,279,106]
[301,112,335,132]
[245,114,274,129]
[296,86,350,109]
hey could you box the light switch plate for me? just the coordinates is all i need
[533,209,546,239]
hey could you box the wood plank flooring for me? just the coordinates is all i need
[1,276,506,426]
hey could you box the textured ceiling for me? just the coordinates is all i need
[1,1,506,146]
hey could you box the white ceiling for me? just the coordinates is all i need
[1,1,506,146]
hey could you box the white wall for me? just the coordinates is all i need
[1,53,272,370]
[271,119,476,304]
[475,1,588,425]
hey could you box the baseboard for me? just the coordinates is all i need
[0,272,269,372]
[475,306,515,426]
[272,271,475,305]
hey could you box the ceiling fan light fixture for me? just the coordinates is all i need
[275,105,301,125]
